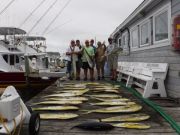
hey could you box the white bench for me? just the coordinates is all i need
[117,62,168,98]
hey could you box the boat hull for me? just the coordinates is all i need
[0,72,59,100]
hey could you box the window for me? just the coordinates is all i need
[140,21,150,46]
[118,38,122,48]
[155,11,168,41]
[3,55,8,63]
[131,27,139,48]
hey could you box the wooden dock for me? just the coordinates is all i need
[22,81,180,135]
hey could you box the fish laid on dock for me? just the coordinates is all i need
[89,94,122,98]
[92,87,119,90]
[40,113,79,120]
[43,92,86,98]
[93,97,130,102]
[112,123,151,129]
[43,97,88,101]
[90,101,136,106]
[90,89,120,94]
[56,89,89,94]
[99,113,150,122]
[32,106,79,111]
[32,100,83,105]
[82,104,142,114]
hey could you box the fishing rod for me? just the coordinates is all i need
[45,19,72,35]
[28,0,58,35]
[42,0,72,35]
[19,0,47,28]
[0,0,16,16]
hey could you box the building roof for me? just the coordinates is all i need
[111,0,155,37]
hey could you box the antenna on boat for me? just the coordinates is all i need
[19,0,47,28]
[45,19,72,35]
[0,0,16,16]
[28,0,58,35]
[42,0,72,35]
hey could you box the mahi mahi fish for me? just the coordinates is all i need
[89,94,122,98]
[55,89,89,94]
[43,92,86,98]
[32,106,79,111]
[43,97,88,101]
[90,101,136,106]
[93,97,130,102]
[90,89,119,94]
[112,123,151,129]
[92,87,119,90]
[40,113,79,120]
[32,100,82,105]
[83,104,142,114]
[99,113,150,122]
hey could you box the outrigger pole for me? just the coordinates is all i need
[28,0,58,34]
[19,0,47,28]
[0,0,16,16]
[42,0,72,35]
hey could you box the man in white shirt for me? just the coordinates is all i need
[66,40,81,80]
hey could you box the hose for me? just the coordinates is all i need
[110,81,180,134]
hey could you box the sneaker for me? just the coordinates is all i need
[97,76,100,81]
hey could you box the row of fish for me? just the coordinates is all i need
[30,82,151,130]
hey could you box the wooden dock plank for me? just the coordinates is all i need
[22,81,179,135]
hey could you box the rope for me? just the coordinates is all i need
[28,0,58,34]
[0,114,11,135]
[19,0,47,28]
[0,0,16,16]
[42,0,72,35]
[110,81,180,134]
[0,105,24,135]
[17,105,24,135]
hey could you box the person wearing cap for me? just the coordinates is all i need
[106,37,118,81]
[82,40,95,81]
[65,40,80,80]
[75,40,83,80]
[90,39,96,80]
[95,41,107,80]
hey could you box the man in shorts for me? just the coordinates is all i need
[106,38,118,81]
[95,41,106,80]
[82,40,95,81]
[75,40,82,80]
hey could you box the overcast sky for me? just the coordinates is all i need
[0,0,143,53]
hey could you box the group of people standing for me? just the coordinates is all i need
[65,38,118,81]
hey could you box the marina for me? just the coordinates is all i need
[0,0,180,134]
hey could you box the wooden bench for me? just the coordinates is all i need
[117,62,168,98]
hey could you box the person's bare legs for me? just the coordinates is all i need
[90,68,94,81]
[84,69,88,80]
[97,67,100,80]
[101,66,105,79]
[76,68,80,80]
